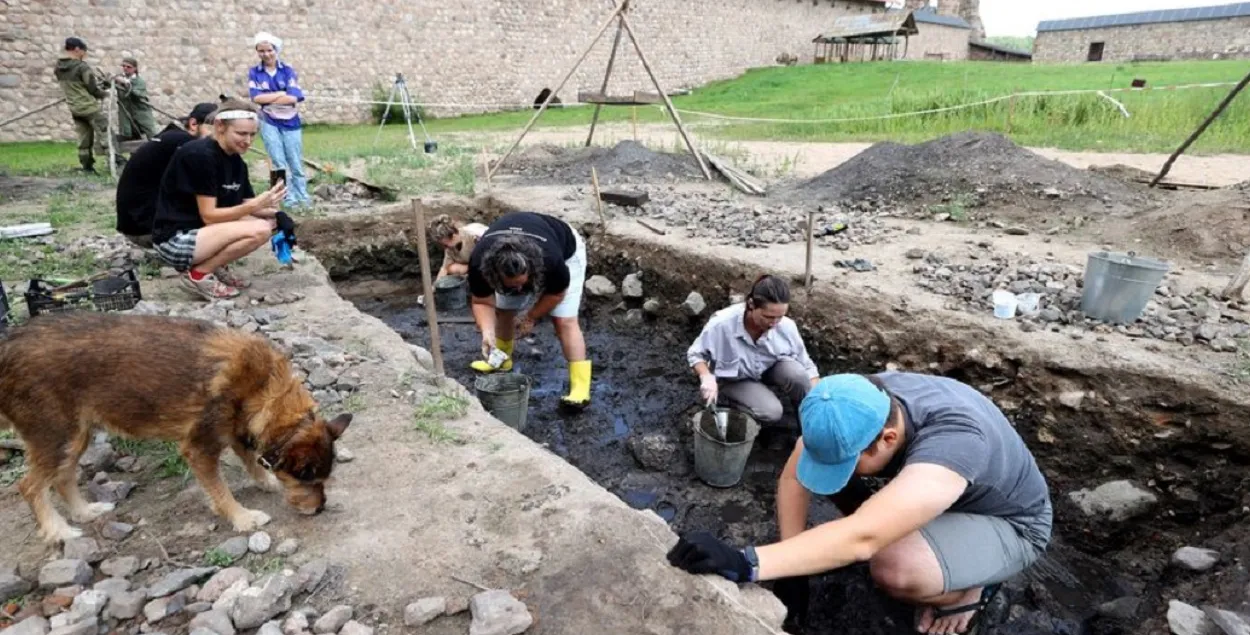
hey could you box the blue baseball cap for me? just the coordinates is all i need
[797,374,892,495]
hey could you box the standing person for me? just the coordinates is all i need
[114,57,157,140]
[686,275,819,425]
[115,102,218,248]
[54,37,110,173]
[152,99,287,301]
[467,211,591,411]
[666,372,1053,635]
[247,31,311,209]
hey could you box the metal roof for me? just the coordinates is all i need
[1037,2,1250,32]
[814,11,919,41]
[912,7,971,29]
[969,40,1033,58]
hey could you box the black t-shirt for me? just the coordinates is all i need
[152,137,255,244]
[115,128,194,236]
[467,211,576,298]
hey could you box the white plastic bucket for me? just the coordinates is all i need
[992,290,1018,319]
[1017,292,1042,314]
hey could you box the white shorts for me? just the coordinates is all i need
[495,227,586,319]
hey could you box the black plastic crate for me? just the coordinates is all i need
[25,269,142,317]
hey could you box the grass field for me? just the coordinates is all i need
[3,60,1248,175]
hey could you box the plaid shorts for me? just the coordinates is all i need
[154,230,199,272]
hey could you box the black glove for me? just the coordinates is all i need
[666,531,753,582]
[773,576,810,633]
[275,211,297,246]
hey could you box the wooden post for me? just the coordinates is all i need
[586,21,625,147]
[631,106,638,141]
[618,12,712,180]
[1006,88,1017,135]
[105,83,118,179]
[591,166,607,231]
[1151,68,1250,187]
[804,209,815,289]
[488,1,626,180]
[413,199,446,377]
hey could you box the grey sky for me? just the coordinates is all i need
[981,0,1227,36]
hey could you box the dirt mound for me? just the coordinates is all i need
[500,140,705,184]
[777,131,1156,214]
[1125,187,1250,263]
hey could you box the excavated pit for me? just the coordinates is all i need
[300,199,1250,635]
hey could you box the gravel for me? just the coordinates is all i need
[501,140,704,185]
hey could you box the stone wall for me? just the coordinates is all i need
[1034,16,1250,63]
[904,23,970,61]
[0,0,889,143]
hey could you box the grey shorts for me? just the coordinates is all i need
[920,513,1044,593]
[154,230,199,272]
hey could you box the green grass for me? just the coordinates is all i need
[203,548,236,567]
[412,392,470,444]
[253,557,286,575]
[111,438,189,479]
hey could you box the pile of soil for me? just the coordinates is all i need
[1123,187,1250,263]
[776,131,1159,218]
[499,140,705,184]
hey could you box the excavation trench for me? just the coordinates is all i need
[301,200,1250,635]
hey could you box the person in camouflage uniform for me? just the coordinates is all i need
[54,37,110,172]
[115,56,157,140]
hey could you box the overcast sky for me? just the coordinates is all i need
[982,0,1223,36]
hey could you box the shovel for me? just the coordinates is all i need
[705,399,729,442]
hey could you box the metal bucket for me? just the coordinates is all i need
[474,373,531,432]
[434,276,467,312]
[691,408,760,488]
[1079,251,1170,324]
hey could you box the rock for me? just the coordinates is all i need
[622,273,643,299]
[100,522,134,541]
[62,538,105,564]
[1057,391,1085,409]
[1068,480,1158,522]
[682,291,706,316]
[189,609,236,635]
[622,308,644,325]
[1210,338,1238,353]
[210,580,249,614]
[230,574,295,629]
[282,612,309,635]
[45,617,96,635]
[92,578,130,599]
[408,344,435,371]
[313,605,353,634]
[106,591,146,620]
[294,560,328,595]
[1042,187,1062,199]
[273,540,300,557]
[1172,546,1220,572]
[584,275,616,297]
[338,622,371,635]
[1097,596,1141,621]
[627,433,682,473]
[86,480,134,504]
[147,568,217,599]
[1005,227,1029,235]
[1196,323,1221,342]
[39,560,92,589]
[642,298,662,315]
[1168,600,1213,635]
[217,537,250,561]
[143,593,186,623]
[404,598,446,627]
[78,444,115,472]
[258,622,284,635]
[191,630,220,635]
[248,532,272,554]
[197,568,252,603]
[3,617,49,635]
[307,367,339,389]
[100,556,139,579]
[1039,308,1063,323]
[1205,607,1250,635]
[1,572,33,602]
[468,590,533,635]
[69,590,109,621]
[904,248,926,260]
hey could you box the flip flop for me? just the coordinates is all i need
[923,583,1002,635]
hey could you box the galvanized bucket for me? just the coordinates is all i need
[691,408,760,488]
[1079,251,1170,324]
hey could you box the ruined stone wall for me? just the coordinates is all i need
[0,0,890,143]
[904,23,970,60]
[1034,16,1250,63]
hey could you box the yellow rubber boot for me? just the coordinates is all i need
[470,338,514,373]
[560,360,592,410]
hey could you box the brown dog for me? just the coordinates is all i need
[0,312,351,543]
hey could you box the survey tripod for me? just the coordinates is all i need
[374,73,437,153]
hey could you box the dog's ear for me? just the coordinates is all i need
[326,413,352,439]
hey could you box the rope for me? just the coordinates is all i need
[0,99,67,129]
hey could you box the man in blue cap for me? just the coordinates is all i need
[667,372,1052,635]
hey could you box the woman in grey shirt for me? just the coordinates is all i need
[686,275,819,424]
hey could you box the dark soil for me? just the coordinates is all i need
[0,174,93,204]
[498,140,705,185]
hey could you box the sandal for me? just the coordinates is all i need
[924,583,1002,635]
[214,265,250,289]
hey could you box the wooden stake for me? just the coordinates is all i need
[413,199,445,377]
[632,106,638,141]
[805,209,815,289]
[636,219,666,235]
[591,166,607,231]
[1221,251,1250,301]
[617,12,711,180]
[489,1,626,179]
[1151,68,1250,187]
[1006,88,1018,135]
[586,21,625,147]
[105,84,118,179]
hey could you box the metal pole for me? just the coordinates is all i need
[413,199,446,377]
[1151,68,1250,187]
[373,78,399,148]
[805,209,815,289]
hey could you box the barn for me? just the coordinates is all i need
[1034,2,1250,63]
[905,8,973,61]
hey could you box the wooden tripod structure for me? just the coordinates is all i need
[487,0,711,181]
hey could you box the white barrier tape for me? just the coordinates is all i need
[304,95,590,109]
[1097,91,1132,119]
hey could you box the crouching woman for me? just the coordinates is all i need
[152,99,286,301]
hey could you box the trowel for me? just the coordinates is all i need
[705,399,729,441]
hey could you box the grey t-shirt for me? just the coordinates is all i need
[876,372,1053,549]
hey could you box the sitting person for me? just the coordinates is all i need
[151,99,286,300]
[114,102,218,249]
[686,275,819,425]
[428,214,488,279]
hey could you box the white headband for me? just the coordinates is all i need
[216,110,257,121]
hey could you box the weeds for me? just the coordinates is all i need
[253,557,286,575]
[203,548,235,567]
[412,392,469,444]
[112,438,189,480]
[326,393,366,417]
[928,193,976,222]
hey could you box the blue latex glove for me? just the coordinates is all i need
[271,232,293,265]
